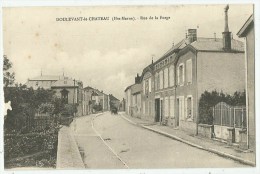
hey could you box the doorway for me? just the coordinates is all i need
[155,99,160,122]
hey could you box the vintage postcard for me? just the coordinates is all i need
[1,1,259,174]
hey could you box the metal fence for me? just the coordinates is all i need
[213,102,246,128]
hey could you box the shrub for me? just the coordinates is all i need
[199,90,246,124]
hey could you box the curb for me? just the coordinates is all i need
[120,114,255,167]
[56,126,85,169]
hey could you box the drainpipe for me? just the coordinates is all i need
[244,37,249,149]
[195,51,199,135]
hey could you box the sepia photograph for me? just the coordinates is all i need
[1,1,258,173]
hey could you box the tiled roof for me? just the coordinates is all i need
[51,78,79,87]
[190,38,244,52]
[29,75,62,81]
[109,94,119,101]
[131,83,142,94]
[153,39,187,65]
[237,14,254,37]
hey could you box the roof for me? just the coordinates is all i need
[84,86,94,90]
[153,39,187,65]
[109,94,120,101]
[190,38,244,52]
[29,75,62,81]
[51,78,79,87]
[237,14,254,37]
[124,84,134,92]
[131,83,142,94]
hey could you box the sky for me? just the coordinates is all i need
[3,4,253,100]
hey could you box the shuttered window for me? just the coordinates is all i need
[169,65,174,87]
[164,68,169,88]
[186,59,192,84]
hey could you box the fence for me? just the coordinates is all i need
[213,102,246,128]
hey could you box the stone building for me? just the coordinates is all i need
[237,14,255,150]
[125,5,246,135]
[51,77,84,116]
[26,74,84,116]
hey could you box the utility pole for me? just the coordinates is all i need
[73,79,76,117]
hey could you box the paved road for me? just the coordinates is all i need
[72,112,246,168]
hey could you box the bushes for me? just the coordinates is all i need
[199,90,246,124]
[4,133,58,160]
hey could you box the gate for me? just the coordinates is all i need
[213,102,246,128]
[212,102,246,142]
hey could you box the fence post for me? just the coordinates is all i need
[212,107,214,124]
[220,103,222,126]
[230,107,232,127]
[233,108,236,128]
[241,107,244,129]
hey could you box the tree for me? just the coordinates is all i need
[3,55,15,87]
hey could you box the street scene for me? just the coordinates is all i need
[70,112,245,168]
[2,3,256,172]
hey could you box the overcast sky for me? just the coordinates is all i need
[3,4,253,100]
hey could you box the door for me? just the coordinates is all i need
[155,99,160,122]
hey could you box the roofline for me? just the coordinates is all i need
[28,79,58,81]
[124,84,134,92]
[237,14,254,37]
[51,86,78,89]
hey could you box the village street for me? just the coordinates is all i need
[71,112,246,168]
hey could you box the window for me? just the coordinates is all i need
[165,97,169,117]
[145,79,149,95]
[169,65,174,87]
[155,73,158,91]
[159,71,163,89]
[164,68,169,88]
[178,63,185,85]
[148,78,151,92]
[169,96,174,118]
[143,81,145,94]
[186,59,192,84]
[186,96,193,121]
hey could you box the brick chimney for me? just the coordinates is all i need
[222,5,231,51]
[187,29,197,43]
[135,73,141,84]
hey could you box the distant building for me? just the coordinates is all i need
[237,14,255,150]
[25,75,65,90]
[119,98,126,111]
[109,94,120,110]
[26,74,84,116]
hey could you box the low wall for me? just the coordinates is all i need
[179,120,197,135]
[214,125,242,143]
[198,124,213,138]
[56,126,85,169]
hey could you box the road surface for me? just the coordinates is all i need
[72,112,246,168]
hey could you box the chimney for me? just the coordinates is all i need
[135,73,141,84]
[222,4,231,51]
[187,29,197,43]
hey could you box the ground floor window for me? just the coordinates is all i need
[169,96,174,118]
[186,95,193,121]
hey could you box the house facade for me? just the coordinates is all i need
[51,77,84,116]
[237,14,255,150]
[125,5,246,135]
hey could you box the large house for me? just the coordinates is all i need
[125,5,245,135]
[26,74,84,116]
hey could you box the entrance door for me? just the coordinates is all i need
[155,99,160,122]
